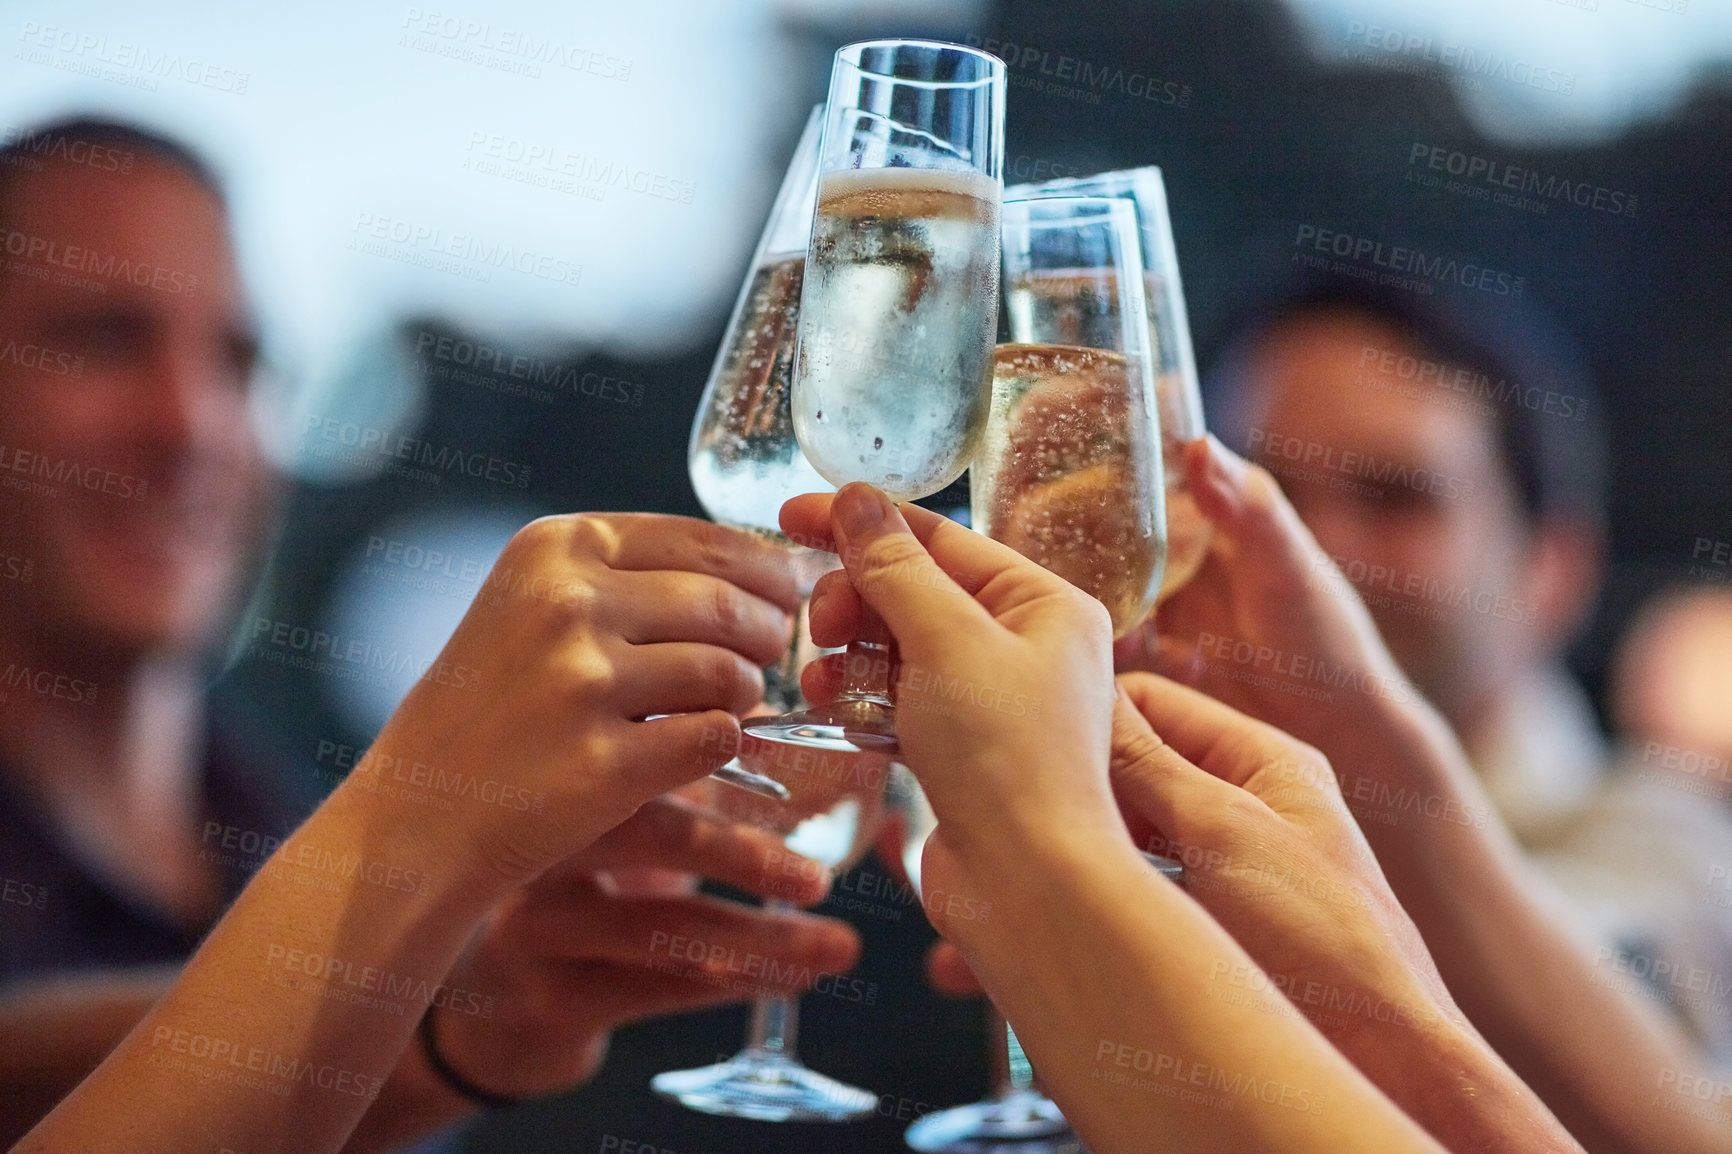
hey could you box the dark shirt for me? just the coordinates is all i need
[0,709,317,985]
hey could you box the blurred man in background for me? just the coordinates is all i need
[1210,280,1606,834]
[1203,278,1732,1063]
[0,117,859,1149]
[0,118,283,975]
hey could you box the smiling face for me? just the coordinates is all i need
[1234,309,1544,719]
[0,152,272,665]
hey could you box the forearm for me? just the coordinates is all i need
[14,782,505,1154]
[0,939,486,1154]
[938,824,1445,1154]
[0,938,488,1154]
[1331,699,1725,1154]
[0,970,173,1147]
[1333,993,1584,1154]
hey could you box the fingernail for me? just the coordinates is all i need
[834,482,887,537]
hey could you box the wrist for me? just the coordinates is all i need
[1318,690,1438,779]
[1324,964,1462,1062]
[929,807,1147,948]
[1340,1005,1565,1150]
[937,794,1128,884]
[1319,696,1494,839]
[337,695,633,899]
[319,767,518,919]
[416,1006,521,1109]
[1343,1002,1469,1105]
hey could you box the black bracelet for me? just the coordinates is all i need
[417,1005,521,1109]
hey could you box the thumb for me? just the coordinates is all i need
[1109,681,1235,839]
[1187,437,1403,664]
[829,482,994,652]
[1188,436,1328,577]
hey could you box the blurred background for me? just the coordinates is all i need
[5,0,1729,1149]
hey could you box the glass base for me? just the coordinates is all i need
[710,759,792,801]
[905,1090,1080,1151]
[740,699,901,759]
[651,1049,877,1123]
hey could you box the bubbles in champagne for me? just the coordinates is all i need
[793,168,1000,502]
[688,255,833,539]
[973,343,1167,637]
[1008,271,1201,462]
[1006,271,1210,603]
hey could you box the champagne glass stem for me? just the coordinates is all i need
[986,1005,1015,1098]
[746,900,800,1056]
[1005,1020,1036,1095]
[835,603,895,709]
[984,1006,1038,1101]
[761,595,811,714]
[746,997,799,1056]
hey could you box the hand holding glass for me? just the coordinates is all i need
[743,38,1006,760]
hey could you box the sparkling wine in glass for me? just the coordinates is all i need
[743,38,1006,761]
[650,738,890,1122]
[1007,167,1210,601]
[975,197,1168,636]
[792,166,1003,500]
[686,105,835,801]
[689,105,831,541]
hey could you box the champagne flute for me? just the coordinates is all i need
[975,196,1168,635]
[1006,167,1211,601]
[742,38,1006,760]
[657,105,884,1122]
[650,744,890,1121]
[687,104,833,801]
